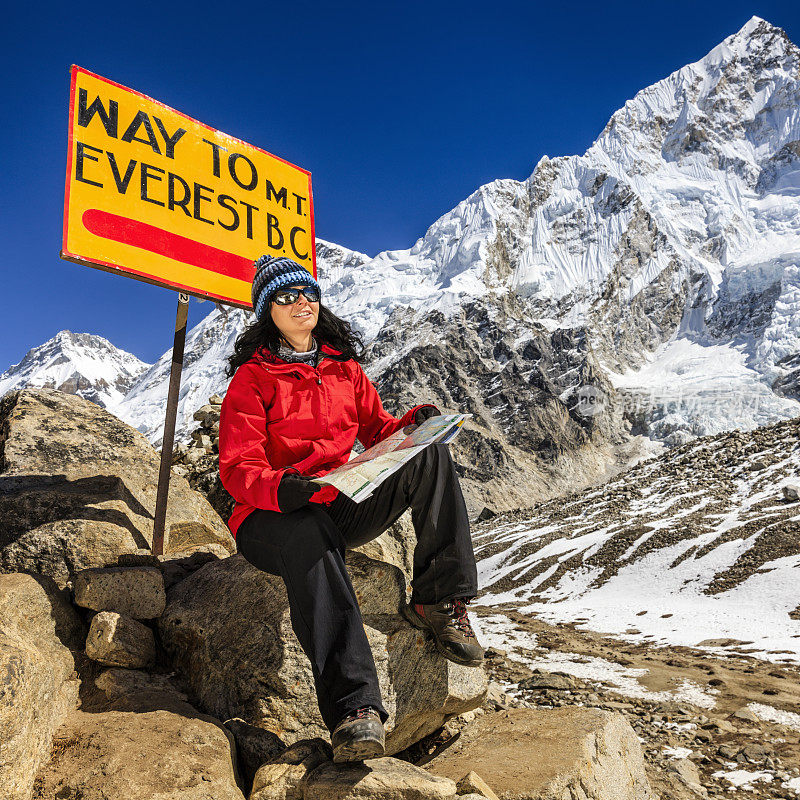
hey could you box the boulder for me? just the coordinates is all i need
[457,772,500,800]
[0,388,235,589]
[73,565,166,618]
[251,739,332,800]
[0,573,84,800]
[782,483,800,502]
[667,758,706,796]
[159,551,487,755]
[85,611,157,668]
[425,707,656,800]
[32,700,245,799]
[305,757,458,800]
[94,667,187,701]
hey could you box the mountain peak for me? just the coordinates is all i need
[0,331,151,411]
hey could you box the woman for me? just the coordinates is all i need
[218,254,483,764]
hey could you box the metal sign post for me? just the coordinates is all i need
[152,292,190,556]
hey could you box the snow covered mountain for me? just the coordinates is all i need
[4,17,800,462]
[0,331,150,411]
[112,15,800,451]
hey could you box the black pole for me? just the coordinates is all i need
[152,292,190,556]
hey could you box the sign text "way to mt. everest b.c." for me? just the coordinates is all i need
[62,66,316,307]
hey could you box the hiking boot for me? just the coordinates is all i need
[401,597,484,667]
[331,706,385,763]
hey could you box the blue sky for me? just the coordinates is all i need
[2,1,797,368]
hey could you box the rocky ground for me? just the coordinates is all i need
[409,604,800,799]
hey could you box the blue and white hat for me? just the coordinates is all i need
[251,255,321,321]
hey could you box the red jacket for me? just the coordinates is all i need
[219,341,437,538]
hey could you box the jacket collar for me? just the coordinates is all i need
[249,341,351,370]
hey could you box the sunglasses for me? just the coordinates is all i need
[272,286,321,305]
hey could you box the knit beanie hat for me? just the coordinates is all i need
[251,255,321,321]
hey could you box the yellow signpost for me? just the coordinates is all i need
[63,65,316,306]
[61,65,317,554]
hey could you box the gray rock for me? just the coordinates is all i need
[667,758,706,796]
[73,566,166,618]
[0,389,235,589]
[85,611,157,668]
[305,757,458,800]
[456,771,500,800]
[251,739,332,800]
[518,673,576,691]
[425,707,656,800]
[732,706,760,723]
[782,483,799,502]
[0,573,84,800]
[94,667,187,701]
[223,718,287,792]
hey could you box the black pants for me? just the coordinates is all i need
[235,442,478,733]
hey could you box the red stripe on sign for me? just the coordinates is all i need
[82,209,254,283]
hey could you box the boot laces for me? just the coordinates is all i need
[447,599,475,639]
[342,706,378,724]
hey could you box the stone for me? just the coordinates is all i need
[456,771,500,800]
[32,700,245,799]
[193,432,214,450]
[518,672,576,691]
[717,744,739,759]
[223,718,287,791]
[209,394,224,405]
[158,552,487,755]
[782,483,800,502]
[73,565,166,618]
[0,389,234,589]
[85,611,157,668]
[732,706,760,723]
[193,404,217,423]
[667,758,706,796]
[305,757,458,800]
[251,739,332,800]
[425,707,656,800]
[94,667,187,701]
[741,742,771,763]
[485,681,512,710]
[157,543,231,589]
[0,573,84,800]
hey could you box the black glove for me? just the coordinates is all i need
[277,471,318,513]
[413,405,440,425]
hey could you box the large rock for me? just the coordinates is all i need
[0,388,235,588]
[251,738,332,800]
[85,611,157,668]
[73,565,166,618]
[159,551,487,755]
[32,699,245,799]
[425,707,657,800]
[305,757,457,800]
[0,573,84,800]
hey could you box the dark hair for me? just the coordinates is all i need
[225,300,366,378]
